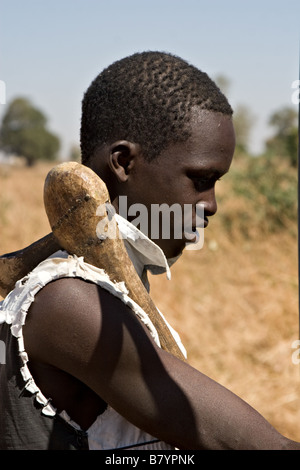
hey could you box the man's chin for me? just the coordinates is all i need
[163,240,186,260]
[156,232,202,259]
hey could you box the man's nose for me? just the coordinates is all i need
[200,187,217,217]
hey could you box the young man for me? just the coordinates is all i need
[0,51,299,450]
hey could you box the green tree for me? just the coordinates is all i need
[68,144,81,162]
[233,104,255,154]
[0,97,60,166]
[214,74,231,96]
[265,106,298,167]
[214,75,254,154]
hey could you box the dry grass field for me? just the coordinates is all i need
[0,160,299,444]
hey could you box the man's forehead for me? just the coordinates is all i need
[189,108,234,138]
[187,111,235,153]
[164,113,234,160]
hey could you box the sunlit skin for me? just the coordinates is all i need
[91,108,235,259]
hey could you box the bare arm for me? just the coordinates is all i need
[23,277,300,450]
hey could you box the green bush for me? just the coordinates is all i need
[218,153,297,237]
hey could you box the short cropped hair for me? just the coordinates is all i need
[80,51,233,165]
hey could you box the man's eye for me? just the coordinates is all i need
[193,179,207,190]
[191,177,211,191]
[191,176,222,191]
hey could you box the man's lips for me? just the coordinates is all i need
[193,216,209,230]
[184,218,208,243]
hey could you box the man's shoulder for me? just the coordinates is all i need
[38,276,98,299]
[29,276,120,321]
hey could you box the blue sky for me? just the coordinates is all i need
[0,0,299,157]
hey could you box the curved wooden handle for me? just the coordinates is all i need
[0,233,59,299]
[44,162,186,361]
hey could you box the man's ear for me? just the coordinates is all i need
[109,141,141,183]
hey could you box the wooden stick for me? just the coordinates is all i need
[0,162,185,361]
[0,233,59,298]
[43,162,186,361]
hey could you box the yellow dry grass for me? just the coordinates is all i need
[0,161,299,442]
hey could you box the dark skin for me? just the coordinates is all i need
[23,109,300,449]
